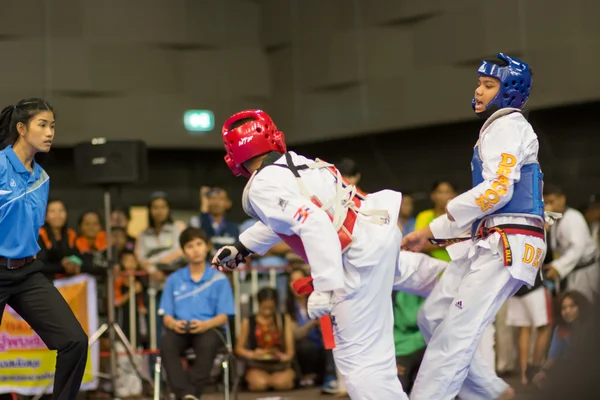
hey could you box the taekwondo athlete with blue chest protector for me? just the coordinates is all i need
[402,53,547,400]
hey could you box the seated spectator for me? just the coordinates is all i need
[112,226,134,255]
[110,207,136,249]
[115,250,148,346]
[286,268,337,393]
[532,290,591,389]
[190,187,239,257]
[136,192,184,271]
[159,227,234,400]
[37,199,82,281]
[235,287,295,392]
[75,210,108,276]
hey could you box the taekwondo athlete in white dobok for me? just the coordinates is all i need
[402,53,547,400]
[543,185,599,301]
[210,110,445,400]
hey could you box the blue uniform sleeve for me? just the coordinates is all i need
[547,327,563,359]
[214,275,235,317]
[158,275,176,318]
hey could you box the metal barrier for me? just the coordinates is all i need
[231,264,294,337]
[50,264,297,399]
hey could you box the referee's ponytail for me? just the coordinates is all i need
[0,98,54,150]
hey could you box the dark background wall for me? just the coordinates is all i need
[1,0,599,148]
[44,101,600,223]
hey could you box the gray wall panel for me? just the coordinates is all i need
[0,0,597,148]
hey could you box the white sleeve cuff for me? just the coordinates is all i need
[430,214,471,239]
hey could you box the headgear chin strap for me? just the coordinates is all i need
[473,53,532,114]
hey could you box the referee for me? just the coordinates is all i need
[0,99,88,400]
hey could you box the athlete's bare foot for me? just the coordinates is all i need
[497,386,516,400]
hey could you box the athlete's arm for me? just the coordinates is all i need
[247,170,345,292]
[238,220,282,256]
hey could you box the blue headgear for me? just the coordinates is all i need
[472,53,532,113]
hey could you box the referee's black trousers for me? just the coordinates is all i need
[0,260,88,400]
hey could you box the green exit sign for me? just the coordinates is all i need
[184,110,214,132]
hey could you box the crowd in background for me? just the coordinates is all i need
[35,157,600,399]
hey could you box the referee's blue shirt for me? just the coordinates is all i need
[0,145,49,259]
[158,264,235,322]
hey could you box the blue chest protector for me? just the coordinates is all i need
[471,145,544,235]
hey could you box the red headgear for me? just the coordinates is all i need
[222,110,286,178]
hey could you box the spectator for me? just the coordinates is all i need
[335,158,361,186]
[136,192,184,270]
[75,210,109,276]
[112,226,134,255]
[190,186,239,257]
[531,290,591,389]
[544,184,599,301]
[136,192,184,352]
[159,227,234,400]
[37,199,82,281]
[235,287,295,392]
[398,194,416,235]
[414,180,457,262]
[110,207,136,249]
[115,249,148,346]
[286,267,337,393]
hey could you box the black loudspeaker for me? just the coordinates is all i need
[73,139,148,185]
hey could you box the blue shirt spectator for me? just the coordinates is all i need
[159,264,234,321]
[159,227,235,399]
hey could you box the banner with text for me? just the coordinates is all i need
[0,274,99,395]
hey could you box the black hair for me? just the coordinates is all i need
[206,187,230,199]
[119,249,136,261]
[179,227,209,249]
[45,198,68,229]
[336,158,360,177]
[77,210,103,228]
[543,184,564,197]
[257,287,279,307]
[555,290,591,327]
[0,98,54,150]
[431,180,457,193]
[111,207,131,221]
[147,193,173,228]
